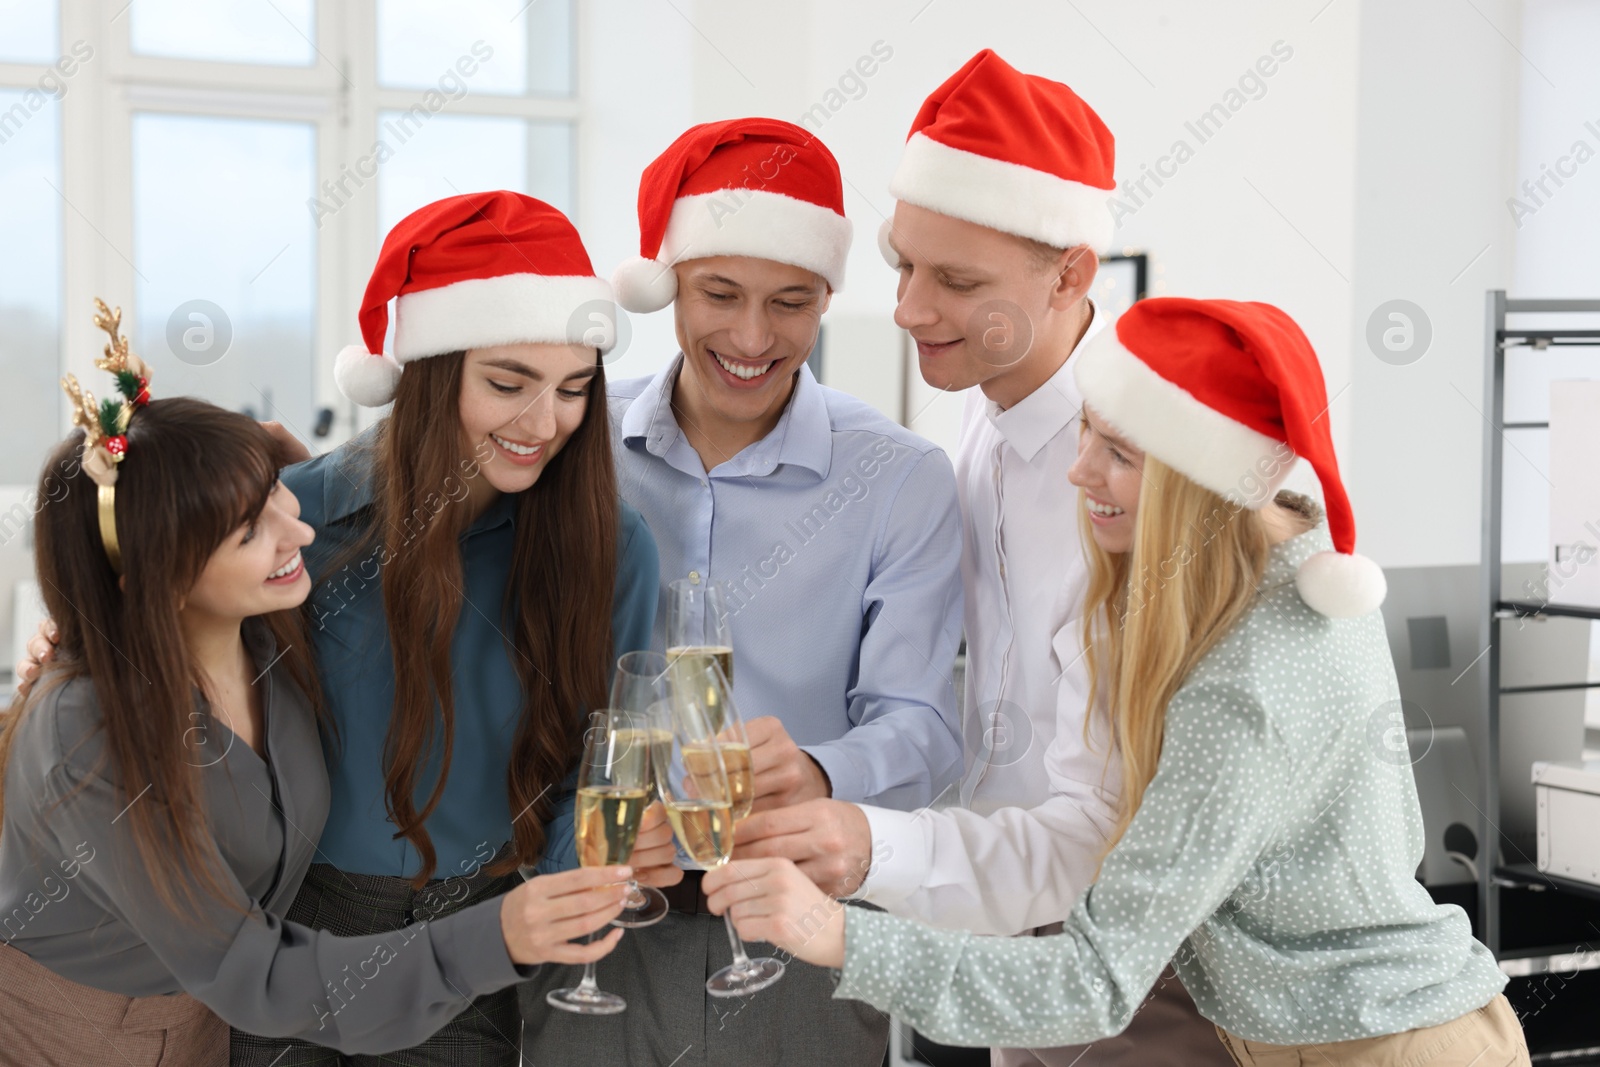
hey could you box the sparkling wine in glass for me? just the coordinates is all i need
[546,708,651,1015]
[607,651,673,927]
[672,655,754,824]
[654,666,784,998]
[667,577,734,727]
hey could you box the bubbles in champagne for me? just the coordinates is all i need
[664,799,734,867]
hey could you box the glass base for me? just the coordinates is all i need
[612,885,669,929]
[706,955,785,998]
[547,985,626,1015]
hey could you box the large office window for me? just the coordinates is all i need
[0,0,58,64]
[129,0,317,66]
[0,0,65,485]
[374,0,577,239]
[1,0,580,482]
[132,114,317,427]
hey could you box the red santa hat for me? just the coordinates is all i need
[881,49,1115,263]
[612,118,853,314]
[1073,297,1386,619]
[335,190,614,406]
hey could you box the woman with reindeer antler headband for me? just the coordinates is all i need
[17,192,681,1065]
[0,300,647,1065]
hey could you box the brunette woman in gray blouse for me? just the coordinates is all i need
[0,376,631,1065]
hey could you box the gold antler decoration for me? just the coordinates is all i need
[92,298,152,383]
[61,299,155,573]
[60,373,118,488]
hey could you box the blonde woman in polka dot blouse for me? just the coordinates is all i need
[703,299,1529,1066]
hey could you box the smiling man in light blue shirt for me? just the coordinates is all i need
[520,118,962,1067]
[611,339,961,810]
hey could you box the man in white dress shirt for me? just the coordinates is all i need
[733,50,1233,1066]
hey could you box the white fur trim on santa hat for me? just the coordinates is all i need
[394,274,616,361]
[1295,550,1387,618]
[1074,329,1297,508]
[877,218,897,268]
[612,256,680,314]
[335,344,403,407]
[657,189,851,289]
[891,132,1115,253]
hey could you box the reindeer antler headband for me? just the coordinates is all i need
[61,299,153,573]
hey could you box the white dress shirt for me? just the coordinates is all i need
[858,304,1123,937]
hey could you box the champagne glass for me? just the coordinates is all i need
[667,577,734,727]
[655,664,783,998]
[669,654,754,824]
[607,651,672,928]
[546,708,651,1015]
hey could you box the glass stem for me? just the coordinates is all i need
[576,933,600,992]
[723,912,753,973]
[623,879,647,910]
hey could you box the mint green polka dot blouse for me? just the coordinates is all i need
[836,521,1506,1048]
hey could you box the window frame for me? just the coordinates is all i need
[4,0,584,452]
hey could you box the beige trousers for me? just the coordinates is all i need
[0,941,226,1067]
[1215,994,1531,1067]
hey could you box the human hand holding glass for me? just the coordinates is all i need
[545,707,654,1015]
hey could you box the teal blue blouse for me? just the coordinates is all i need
[282,429,659,880]
[836,521,1506,1047]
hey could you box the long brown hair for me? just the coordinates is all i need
[355,350,617,886]
[0,399,325,916]
[1081,457,1281,858]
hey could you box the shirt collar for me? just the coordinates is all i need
[986,299,1105,463]
[621,354,832,480]
[1261,510,1335,590]
[620,356,682,455]
[241,615,278,669]
[323,428,379,523]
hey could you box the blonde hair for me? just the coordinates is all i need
[1081,457,1293,857]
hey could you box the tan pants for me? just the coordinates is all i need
[1216,994,1530,1066]
[0,942,226,1067]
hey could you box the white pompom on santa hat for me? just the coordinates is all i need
[335,190,615,406]
[1073,297,1387,619]
[612,117,853,314]
[876,49,1117,266]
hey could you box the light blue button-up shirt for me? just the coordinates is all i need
[609,357,964,810]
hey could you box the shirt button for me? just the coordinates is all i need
[1000,564,1007,579]
[689,570,701,583]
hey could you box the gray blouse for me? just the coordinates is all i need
[0,622,529,1054]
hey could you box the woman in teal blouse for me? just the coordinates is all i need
[227,192,679,1066]
[704,298,1529,1066]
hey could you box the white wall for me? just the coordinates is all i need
[1347,0,1524,570]
[1502,0,1600,566]
[1511,0,1600,304]
[579,0,694,382]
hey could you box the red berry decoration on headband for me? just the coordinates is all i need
[105,435,128,458]
[135,376,150,405]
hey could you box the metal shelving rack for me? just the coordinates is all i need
[1478,291,1600,962]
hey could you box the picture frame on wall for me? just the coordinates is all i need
[1094,252,1148,320]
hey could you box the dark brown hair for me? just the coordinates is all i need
[362,350,617,886]
[0,398,325,916]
